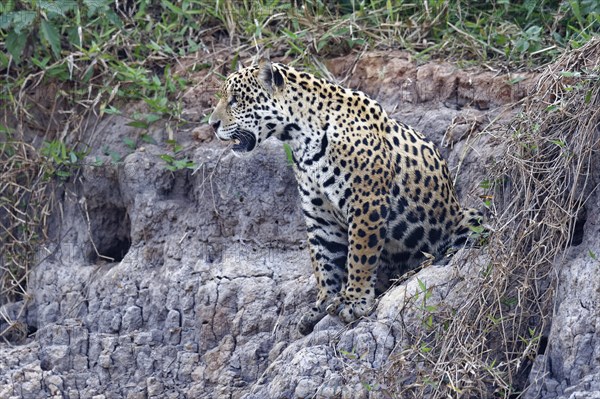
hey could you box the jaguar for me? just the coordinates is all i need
[209,59,482,334]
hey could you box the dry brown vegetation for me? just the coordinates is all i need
[0,140,52,341]
[384,38,599,398]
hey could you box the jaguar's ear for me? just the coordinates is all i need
[237,59,246,71]
[258,59,285,93]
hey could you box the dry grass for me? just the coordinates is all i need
[384,38,600,398]
[0,137,54,342]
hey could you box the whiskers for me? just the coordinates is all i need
[231,129,257,154]
[235,129,255,143]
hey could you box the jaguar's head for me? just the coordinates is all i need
[209,60,286,155]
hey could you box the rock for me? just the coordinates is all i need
[192,125,214,143]
[45,375,64,395]
[123,306,143,332]
[147,376,164,397]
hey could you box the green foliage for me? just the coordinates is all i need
[40,140,88,180]
[283,143,294,165]
[469,222,490,246]
[1,1,597,149]
[102,145,122,164]
[126,113,163,130]
[0,0,119,65]
[1,0,199,143]
[159,140,197,172]
[339,348,358,360]
[159,154,196,171]
[414,278,438,330]
[195,0,598,66]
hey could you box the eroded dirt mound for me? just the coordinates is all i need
[1,49,598,399]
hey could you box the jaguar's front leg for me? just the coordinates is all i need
[298,214,348,335]
[326,201,388,324]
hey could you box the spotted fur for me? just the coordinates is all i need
[209,60,483,334]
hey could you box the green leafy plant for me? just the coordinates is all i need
[159,140,197,172]
[0,0,121,65]
[127,113,163,130]
[102,145,123,164]
[339,348,358,360]
[283,143,294,165]
[159,154,196,172]
[40,139,88,180]
[414,278,438,330]
[512,25,543,56]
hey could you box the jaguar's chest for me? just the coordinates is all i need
[295,156,347,194]
[294,158,354,224]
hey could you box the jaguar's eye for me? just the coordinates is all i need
[228,95,237,107]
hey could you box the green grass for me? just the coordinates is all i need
[1,1,598,128]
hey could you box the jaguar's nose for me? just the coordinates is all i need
[211,120,221,132]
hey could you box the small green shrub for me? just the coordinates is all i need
[40,139,88,180]
[159,140,197,171]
